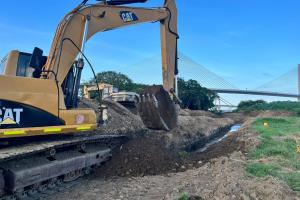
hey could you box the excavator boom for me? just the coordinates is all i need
[44,0,178,93]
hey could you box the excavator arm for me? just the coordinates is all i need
[43,0,179,131]
[43,0,178,93]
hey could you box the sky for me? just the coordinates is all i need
[1,0,300,104]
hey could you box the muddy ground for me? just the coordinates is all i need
[53,100,300,200]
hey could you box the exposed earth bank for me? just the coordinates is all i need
[55,100,300,200]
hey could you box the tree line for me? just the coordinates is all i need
[87,71,217,111]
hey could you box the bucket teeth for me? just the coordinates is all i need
[137,85,178,131]
[152,94,158,108]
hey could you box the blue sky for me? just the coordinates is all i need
[1,0,300,94]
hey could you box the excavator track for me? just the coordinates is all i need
[0,134,128,200]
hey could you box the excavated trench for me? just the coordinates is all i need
[184,125,234,152]
[78,99,247,178]
[196,124,241,153]
[94,124,244,178]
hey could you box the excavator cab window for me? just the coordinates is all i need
[0,55,7,75]
[16,47,47,78]
[16,52,31,77]
[62,66,76,109]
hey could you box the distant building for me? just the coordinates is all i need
[82,83,139,114]
[83,83,118,99]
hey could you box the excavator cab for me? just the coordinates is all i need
[0,48,46,78]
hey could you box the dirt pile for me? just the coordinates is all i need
[96,138,183,177]
[160,109,234,150]
[80,98,235,151]
[79,99,237,177]
[96,129,244,178]
[99,100,146,136]
[79,98,146,136]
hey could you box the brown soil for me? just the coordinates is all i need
[49,117,299,200]
[96,131,244,178]
[58,100,299,199]
[79,98,146,137]
[79,98,235,150]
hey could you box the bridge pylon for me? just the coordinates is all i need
[298,64,300,101]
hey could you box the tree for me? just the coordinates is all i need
[237,100,266,111]
[178,78,217,111]
[130,83,148,94]
[89,71,217,111]
[91,71,134,91]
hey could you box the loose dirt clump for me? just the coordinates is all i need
[96,138,183,177]
[161,109,234,150]
[96,129,244,178]
[79,98,146,136]
[80,98,235,151]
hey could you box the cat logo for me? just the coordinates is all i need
[0,108,23,126]
[120,11,138,23]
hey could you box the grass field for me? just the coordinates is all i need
[237,101,300,115]
[247,117,300,191]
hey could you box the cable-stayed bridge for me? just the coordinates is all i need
[176,53,300,105]
[124,52,300,107]
[210,88,300,99]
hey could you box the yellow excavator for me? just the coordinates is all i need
[0,0,178,137]
[0,0,179,198]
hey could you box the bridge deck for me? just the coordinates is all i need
[210,88,300,98]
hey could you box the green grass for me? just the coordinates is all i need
[246,163,279,177]
[248,117,300,192]
[178,151,190,158]
[249,138,297,159]
[280,172,300,191]
[237,101,300,115]
[252,118,299,138]
[177,193,189,200]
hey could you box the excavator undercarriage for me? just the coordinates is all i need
[0,134,127,199]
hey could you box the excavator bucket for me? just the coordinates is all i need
[137,85,178,131]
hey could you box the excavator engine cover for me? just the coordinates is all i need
[138,85,178,131]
